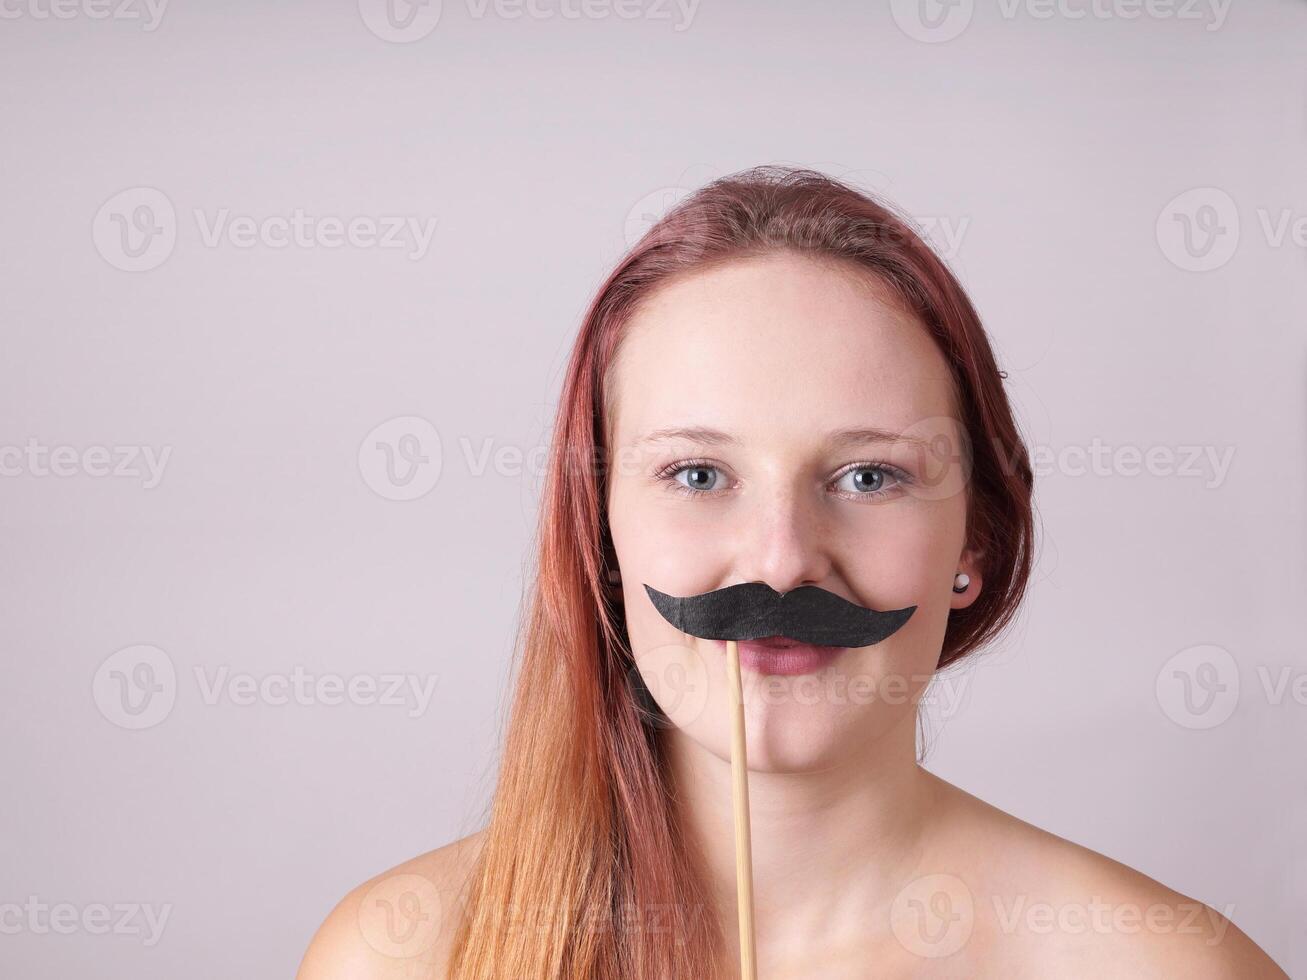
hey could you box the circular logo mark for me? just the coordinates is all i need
[891,0,975,43]
[92,644,177,730]
[93,187,177,272]
[1155,187,1240,272]
[358,0,442,43]
[897,415,973,503]
[357,872,443,958]
[358,416,442,501]
[631,641,712,729]
[1155,643,1239,730]
[891,872,974,958]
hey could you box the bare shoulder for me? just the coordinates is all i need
[924,774,1287,978]
[295,829,487,980]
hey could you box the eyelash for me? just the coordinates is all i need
[655,458,913,501]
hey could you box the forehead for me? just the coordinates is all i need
[607,251,958,446]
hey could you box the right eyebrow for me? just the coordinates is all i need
[635,426,742,448]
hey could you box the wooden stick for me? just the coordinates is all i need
[725,639,758,979]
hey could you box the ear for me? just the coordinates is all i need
[949,547,984,611]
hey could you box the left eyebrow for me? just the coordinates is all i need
[825,427,933,451]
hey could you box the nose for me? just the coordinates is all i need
[733,483,834,595]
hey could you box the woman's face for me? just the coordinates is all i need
[605,250,982,772]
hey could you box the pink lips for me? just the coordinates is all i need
[718,635,845,676]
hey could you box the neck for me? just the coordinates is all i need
[663,708,940,971]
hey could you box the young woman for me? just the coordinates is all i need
[298,167,1286,979]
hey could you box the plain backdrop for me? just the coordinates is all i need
[1,1,1303,976]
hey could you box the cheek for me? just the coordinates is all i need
[836,499,967,683]
[843,497,967,609]
[631,633,719,740]
[609,481,727,604]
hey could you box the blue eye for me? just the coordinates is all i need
[655,459,726,497]
[673,463,720,492]
[833,464,904,497]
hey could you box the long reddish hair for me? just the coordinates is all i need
[448,166,1034,977]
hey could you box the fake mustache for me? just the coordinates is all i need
[643,582,916,648]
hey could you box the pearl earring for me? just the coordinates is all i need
[952,572,970,594]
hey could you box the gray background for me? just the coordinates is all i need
[1,0,1303,976]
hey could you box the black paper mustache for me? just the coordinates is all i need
[643,582,916,648]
